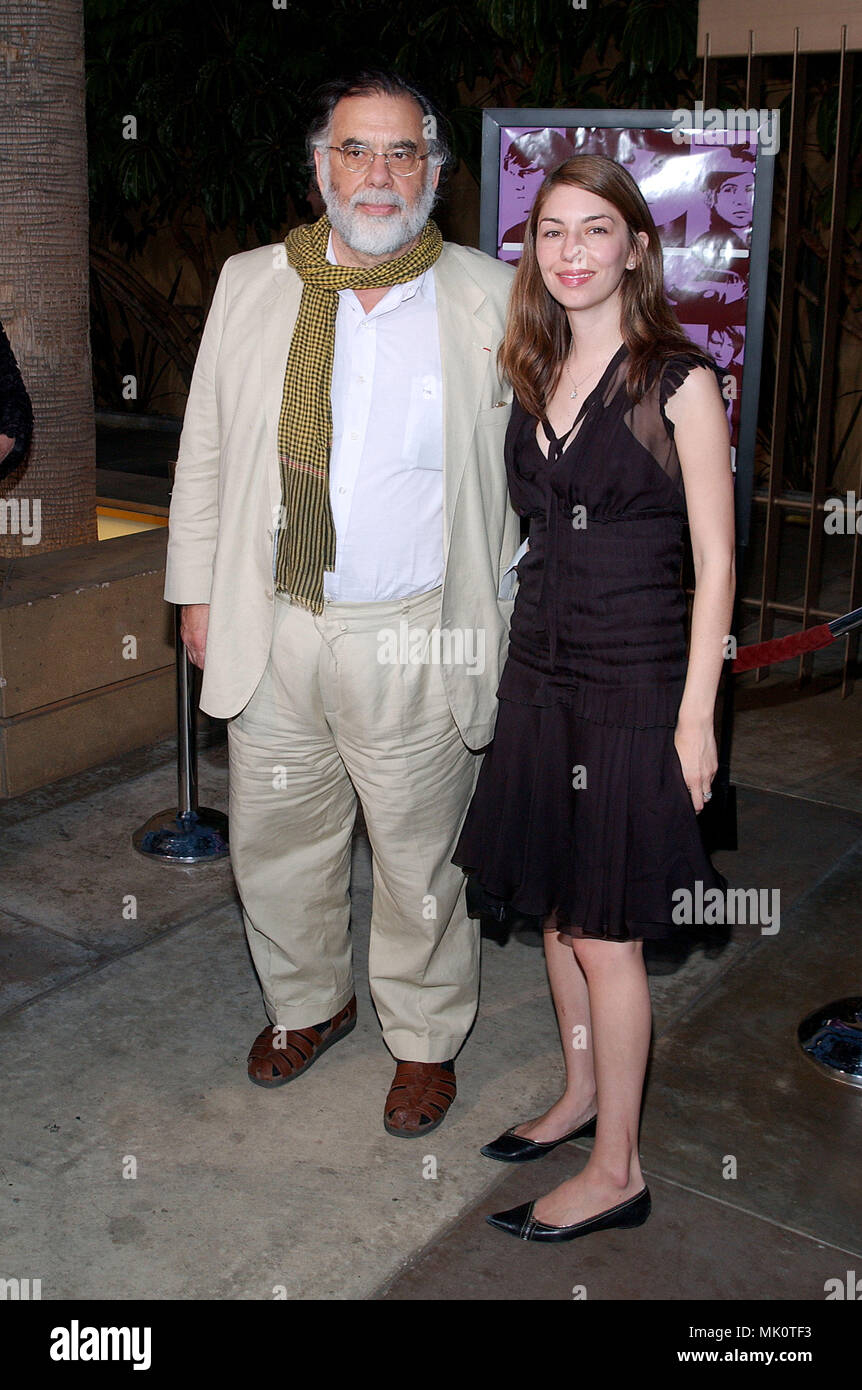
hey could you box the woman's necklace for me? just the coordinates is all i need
[563,358,601,401]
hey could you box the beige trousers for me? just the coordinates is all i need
[226,586,482,1062]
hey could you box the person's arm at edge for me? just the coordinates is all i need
[0,320,34,472]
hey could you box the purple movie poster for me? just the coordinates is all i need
[497,126,758,472]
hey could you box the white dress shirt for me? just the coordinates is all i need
[321,231,444,601]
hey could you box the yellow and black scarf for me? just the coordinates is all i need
[275,213,444,613]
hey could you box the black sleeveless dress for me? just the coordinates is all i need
[453,344,729,942]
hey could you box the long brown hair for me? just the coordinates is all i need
[499,154,714,417]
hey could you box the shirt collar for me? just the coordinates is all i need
[325,229,430,313]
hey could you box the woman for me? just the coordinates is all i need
[453,155,735,1243]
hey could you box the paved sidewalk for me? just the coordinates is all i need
[0,670,859,1300]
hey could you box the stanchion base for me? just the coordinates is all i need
[798,997,862,1089]
[132,808,230,863]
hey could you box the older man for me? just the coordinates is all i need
[165,70,518,1135]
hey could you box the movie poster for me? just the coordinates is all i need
[494,124,758,473]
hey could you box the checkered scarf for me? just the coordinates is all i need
[275,213,444,613]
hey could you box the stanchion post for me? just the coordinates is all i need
[176,607,197,818]
[132,606,229,863]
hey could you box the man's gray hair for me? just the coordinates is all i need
[305,69,453,177]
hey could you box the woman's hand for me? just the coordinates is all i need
[674,716,718,814]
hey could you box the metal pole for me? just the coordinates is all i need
[176,610,197,817]
[132,606,229,862]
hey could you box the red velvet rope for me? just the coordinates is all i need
[732,624,834,672]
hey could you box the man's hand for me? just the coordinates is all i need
[180,603,209,669]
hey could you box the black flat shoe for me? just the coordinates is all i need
[486,1186,651,1242]
[480,1113,597,1162]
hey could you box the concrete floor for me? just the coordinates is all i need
[0,666,860,1301]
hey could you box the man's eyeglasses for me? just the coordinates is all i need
[326,144,429,176]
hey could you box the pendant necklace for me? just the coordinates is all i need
[563,358,600,401]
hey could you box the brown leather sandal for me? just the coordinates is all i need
[384,1059,456,1137]
[247,996,356,1088]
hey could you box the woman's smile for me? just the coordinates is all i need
[554,269,596,287]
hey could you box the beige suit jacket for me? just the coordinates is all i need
[164,238,521,750]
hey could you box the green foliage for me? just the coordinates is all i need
[84,0,701,408]
[86,0,315,259]
[86,0,701,259]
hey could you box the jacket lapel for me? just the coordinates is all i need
[434,247,496,556]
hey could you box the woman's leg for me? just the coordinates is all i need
[532,935,651,1226]
[512,917,598,1142]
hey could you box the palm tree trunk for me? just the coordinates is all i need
[0,0,97,553]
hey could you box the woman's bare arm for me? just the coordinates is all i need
[664,365,736,812]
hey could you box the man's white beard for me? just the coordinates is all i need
[317,157,437,256]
